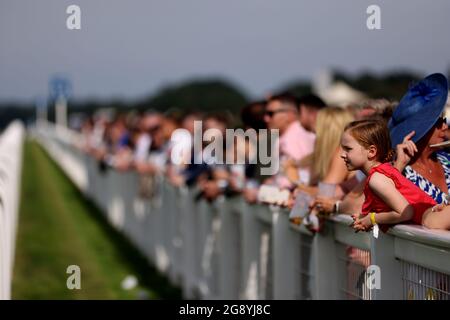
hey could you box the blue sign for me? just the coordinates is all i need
[49,76,72,100]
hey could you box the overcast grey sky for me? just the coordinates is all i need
[1,0,450,103]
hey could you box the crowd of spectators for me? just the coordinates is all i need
[77,73,450,234]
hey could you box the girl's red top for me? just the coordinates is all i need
[361,163,437,231]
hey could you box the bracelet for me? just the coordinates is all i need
[370,212,377,225]
[334,200,342,213]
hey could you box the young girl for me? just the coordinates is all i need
[341,119,450,232]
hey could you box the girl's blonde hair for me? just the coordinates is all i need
[309,107,354,183]
[344,119,394,163]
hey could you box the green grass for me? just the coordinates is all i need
[12,140,182,299]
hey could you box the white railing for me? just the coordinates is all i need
[35,123,450,300]
[0,121,25,300]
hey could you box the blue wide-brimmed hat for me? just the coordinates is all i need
[388,73,449,147]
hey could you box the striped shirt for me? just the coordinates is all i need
[403,151,450,204]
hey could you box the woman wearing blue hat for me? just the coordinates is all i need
[390,73,450,210]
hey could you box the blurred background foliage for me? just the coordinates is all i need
[2,69,450,131]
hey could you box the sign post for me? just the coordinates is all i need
[49,76,72,129]
[35,97,48,128]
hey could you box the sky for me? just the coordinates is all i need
[1,0,450,103]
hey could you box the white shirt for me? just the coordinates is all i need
[134,133,152,162]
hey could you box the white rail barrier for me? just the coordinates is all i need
[0,121,25,300]
[35,123,450,300]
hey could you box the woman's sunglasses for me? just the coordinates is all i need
[436,116,447,128]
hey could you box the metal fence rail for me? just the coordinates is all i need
[0,121,25,300]
[35,123,450,300]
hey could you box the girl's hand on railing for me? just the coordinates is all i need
[352,213,372,232]
[359,215,373,230]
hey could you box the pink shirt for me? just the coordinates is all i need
[275,121,315,189]
[279,121,315,161]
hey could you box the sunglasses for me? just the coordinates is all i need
[264,109,289,118]
[436,116,447,128]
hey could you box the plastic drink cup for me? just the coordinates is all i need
[289,191,312,225]
[318,182,336,197]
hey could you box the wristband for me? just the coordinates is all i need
[334,200,342,213]
[370,212,377,225]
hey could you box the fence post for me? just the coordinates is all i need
[0,122,24,300]
[240,204,264,299]
[272,207,301,299]
[312,221,340,299]
[181,188,199,299]
[370,232,403,299]
[255,206,274,300]
[218,197,242,299]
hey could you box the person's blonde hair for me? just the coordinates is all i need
[310,107,354,183]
